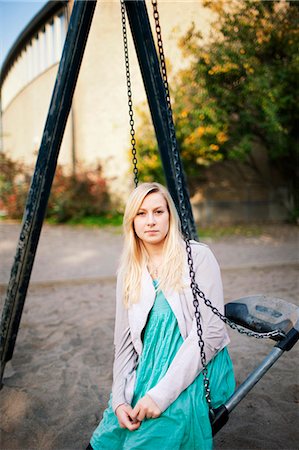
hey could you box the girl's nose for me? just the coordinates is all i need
[147,212,156,225]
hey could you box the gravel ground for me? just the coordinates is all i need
[0,222,298,450]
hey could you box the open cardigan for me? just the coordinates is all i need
[111,241,230,413]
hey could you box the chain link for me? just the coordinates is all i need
[151,0,285,413]
[120,0,138,188]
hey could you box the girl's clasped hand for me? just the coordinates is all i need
[116,394,162,430]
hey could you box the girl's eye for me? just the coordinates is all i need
[136,211,145,216]
[155,210,163,214]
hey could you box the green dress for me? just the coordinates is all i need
[90,281,235,450]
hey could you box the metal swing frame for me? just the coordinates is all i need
[0,0,298,436]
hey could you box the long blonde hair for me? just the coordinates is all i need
[119,182,186,307]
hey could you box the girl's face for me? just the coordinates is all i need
[133,192,170,248]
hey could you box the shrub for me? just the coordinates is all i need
[0,152,30,219]
[0,152,112,222]
[47,165,111,223]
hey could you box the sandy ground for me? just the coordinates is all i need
[0,222,298,450]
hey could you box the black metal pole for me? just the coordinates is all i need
[211,322,299,435]
[124,0,198,240]
[0,0,96,385]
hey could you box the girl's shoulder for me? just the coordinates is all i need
[187,239,218,266]
[189,239,209,253]
[189,239,208,248]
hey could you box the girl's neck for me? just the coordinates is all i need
[146,252,163,280]
[144,245,164,264]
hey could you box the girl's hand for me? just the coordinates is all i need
[131,394,162,421]
[115,403,141,431]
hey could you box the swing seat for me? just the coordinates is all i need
[211,296,299,435]
[225,295,299,340]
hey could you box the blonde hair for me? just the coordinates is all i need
[119,182,186,307]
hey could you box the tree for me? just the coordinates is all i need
[136,0,299,217]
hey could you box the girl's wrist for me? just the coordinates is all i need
[115,403,127,414]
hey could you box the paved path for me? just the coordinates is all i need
[1,222,298,286]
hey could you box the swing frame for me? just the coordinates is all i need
[0,0,298,437]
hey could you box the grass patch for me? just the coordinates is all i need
[46,213,123,227]
[0,214,276,238]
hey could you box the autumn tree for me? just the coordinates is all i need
[136,0,299,217]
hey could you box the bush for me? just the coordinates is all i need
[47,165,111,223]
[0,152,30,219]
[0,152,112,223]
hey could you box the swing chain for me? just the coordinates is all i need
[151,0,285,340]
[153,3,285,340]
[152,1,192,236]
[151,1,190,236]
[195,284,285,339]
[151,0,213,410]
[120,0,138,188]
[152,1,171,107]
[151,0,285,413]
[186,248,285,340]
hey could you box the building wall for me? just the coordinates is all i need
[1,5,72,168]
[191,161,290,226]
[2,64,73,168]
[1,12,67,111]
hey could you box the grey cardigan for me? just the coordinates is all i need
[111,241,230,413]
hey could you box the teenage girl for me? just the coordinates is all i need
[87,182,235,450]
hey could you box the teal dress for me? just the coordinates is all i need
[90,281,235,450]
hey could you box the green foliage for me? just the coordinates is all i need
[132,107,166,185]
[135,0,299,207]
[0,152,113,223]
[47,214,123,227]
[187,0,299,166]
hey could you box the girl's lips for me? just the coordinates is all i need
[145,230,159,233]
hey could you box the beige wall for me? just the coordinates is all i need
[2,64,73,169]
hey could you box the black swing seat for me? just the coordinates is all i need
[224,295,299,340]
[211,296,299,436]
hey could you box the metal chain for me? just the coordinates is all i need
[151,0,212,409]
[151,0,190,235]
[152,1,171,107]
[193,282,285,339]
[151,0,284,413]
[120,0,138,188]
[151,0,285,343]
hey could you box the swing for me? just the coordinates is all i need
[120,0,299,435]
[0,0,297,441]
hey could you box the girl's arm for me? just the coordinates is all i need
[112,273,138,413]
[146,244,229,412]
